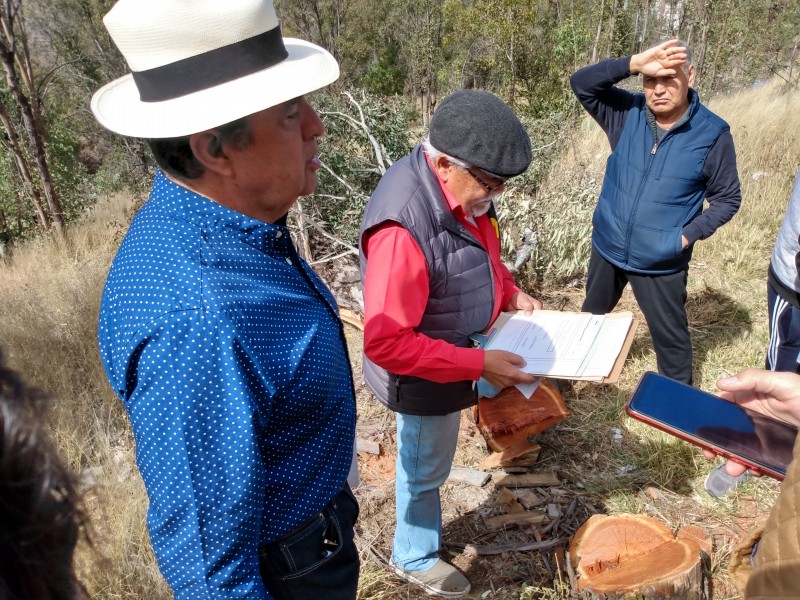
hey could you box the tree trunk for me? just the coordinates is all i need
[0,100,47,228]
[507,33,516,108]
[569,514,708,599]
[639,0,649,48]
[0,0,66,241]
[787,37,798,85]
[591,0,606,63]
[706,7,730,94]
[606,0,617,57]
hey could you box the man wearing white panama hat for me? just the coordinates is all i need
[92,1,359,598]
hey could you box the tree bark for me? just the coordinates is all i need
[606,0,617,57]
[0,0,65,241]
[0,100,47,228]
[591,0,606,63]
[639,0,649,48]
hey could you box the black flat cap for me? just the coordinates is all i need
[429,89,531,178]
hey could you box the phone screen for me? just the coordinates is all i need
[626,371,798,479]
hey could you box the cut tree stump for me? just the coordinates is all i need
[474,380,569,453]
[568,514,707,599]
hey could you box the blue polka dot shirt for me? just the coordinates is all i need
[98,171,357,599]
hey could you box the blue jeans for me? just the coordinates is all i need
[392,411,462,572]
[259,483,360,599]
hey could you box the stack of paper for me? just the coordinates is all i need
[479,310,636,383]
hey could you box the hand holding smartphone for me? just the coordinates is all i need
[625,371,798,481]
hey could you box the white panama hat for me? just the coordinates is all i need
[91,0,340,139]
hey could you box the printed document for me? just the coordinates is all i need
[482,310,634,380]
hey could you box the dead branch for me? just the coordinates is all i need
[309,249,355,266]
[290,207,358,257]
[443,537,566,556]
[343,90,393,174]
[292,198,313,260]
[318,159,367,198]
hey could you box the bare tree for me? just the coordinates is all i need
[0,0,65,240]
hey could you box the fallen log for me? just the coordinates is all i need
[474,379,569,452]
[568,514,707,599]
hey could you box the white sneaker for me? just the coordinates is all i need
[389,559,471,597]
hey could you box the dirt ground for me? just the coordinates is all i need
[341,302,773,599]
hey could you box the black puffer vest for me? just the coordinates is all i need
[359,145,495,415]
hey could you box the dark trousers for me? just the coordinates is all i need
[259,483,360,599]
[582,248,693,384]
[767,282,800,372]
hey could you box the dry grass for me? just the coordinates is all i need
[0,193,170,599]
[0,80,797,599]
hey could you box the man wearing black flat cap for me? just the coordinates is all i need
[359,89,541,597]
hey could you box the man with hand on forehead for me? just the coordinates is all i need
[360,89,542,597]
[571,39,741,387]
[92,1,358,598]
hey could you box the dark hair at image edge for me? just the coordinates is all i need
[0,350,89,600]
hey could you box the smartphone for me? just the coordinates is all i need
[625,371,798,481]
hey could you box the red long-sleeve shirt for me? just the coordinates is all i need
[362,164,520,384]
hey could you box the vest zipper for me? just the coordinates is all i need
[623,139,659,264]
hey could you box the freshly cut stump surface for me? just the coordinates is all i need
[569,513,707,599]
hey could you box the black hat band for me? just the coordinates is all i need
[132,26,288,102]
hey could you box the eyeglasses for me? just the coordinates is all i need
[466,168,507,194]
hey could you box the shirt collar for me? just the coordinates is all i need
[152,170,291,255]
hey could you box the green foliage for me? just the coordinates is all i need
[494,111,595,285]
[0,148,30,247]
[362,43,406,96]
[3,0,797,249]
[442,0,538,93]
[45,117,91,220]
[496,177,596,285]
[307,89,414,245]
[531,183,595,280]
[0,113,92,246]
